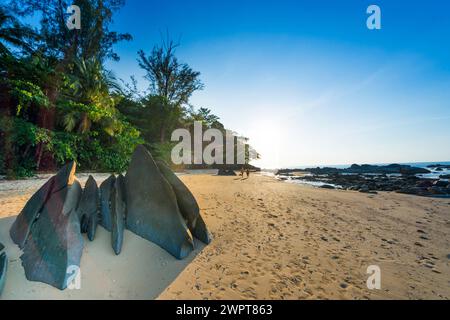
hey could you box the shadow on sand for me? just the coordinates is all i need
[0,215,204,300]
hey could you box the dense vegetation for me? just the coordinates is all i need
[0,0,256,179]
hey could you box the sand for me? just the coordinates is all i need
[0,173,449,299]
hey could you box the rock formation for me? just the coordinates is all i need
[77,175,99,241]
[217,168,237,176]
[125,145,194,259]
[8,145,211,291]
[111,174,126,255]
[10,162,76,248]
[0,242,6,296]
[99,174,115,232]
[157,160,212,244]
[11,162,84,290]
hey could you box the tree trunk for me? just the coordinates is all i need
[35,84,58,171]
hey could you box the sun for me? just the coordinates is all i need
[246,117,284,169]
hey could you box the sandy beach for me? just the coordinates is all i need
[0,173,449,300]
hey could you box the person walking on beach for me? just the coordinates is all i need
[240,167,244,177]
[246,168,250,178]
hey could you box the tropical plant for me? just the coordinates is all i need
[0,5,35,54]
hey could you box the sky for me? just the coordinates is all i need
[16,0,450,168]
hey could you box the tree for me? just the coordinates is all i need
[137,40,203,142]
[188,107,224,129]
[0,5,35,55]
[5,0,131,170]
[62,57,120,134]
[8,0,131,62]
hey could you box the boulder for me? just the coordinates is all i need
[19,172,83,290]
[320,184,335,189]
[217,169,237,176]
[358,185,369,193]
[429,186,446,195]
[157,160,212,244]
[125,145,194,259]
[77,175,99,241]
[433,180,449,188]
[111,174,126,255]
[10,162,76,248]
[416,180,433,188]
[397,187,428,196]
[0,249,6,297]
[99,174,115,232]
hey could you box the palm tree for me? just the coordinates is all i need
[0,6,35,55]
[63,57,121,134]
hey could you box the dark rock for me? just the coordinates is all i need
[320,184,335,189]
[157,160,212,244]
[0,250,6,297]
[433,180,449,188]
[217,169,237,176]
[111,174,126,255]
[277,163,430,176]
[0,242,3,252]
[416,180,433,188]
[440,174,450,179]
[358,185,369,193]
[99,174,115,232]
[20,177,83,290]
[428,186,446,195]
[435,167,444,171]
[397,187,428,196]
[76,175,99,241]
[10,162,76,249]
[125,145,194,259]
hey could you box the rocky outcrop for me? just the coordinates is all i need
[111,174,126,255]
[9,145,211,290]
[11,162,84,290]
[126,145,194,259]
[0,242,6,296]
[157,160,212,244]
[77,175,99,241]
[276,171,450,198]
[10,162,76,248]
[276,163,431,176]
[99,174,115,232]
[217,169,237,176]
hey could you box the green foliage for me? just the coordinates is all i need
[149,141,177,165]
[9,79,49,115]
[0,117,50,178]
[0,1,252,178]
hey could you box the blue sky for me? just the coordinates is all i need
[16,0,450,168]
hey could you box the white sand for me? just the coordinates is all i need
[0,173,204,300]
[1,173,449,299]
